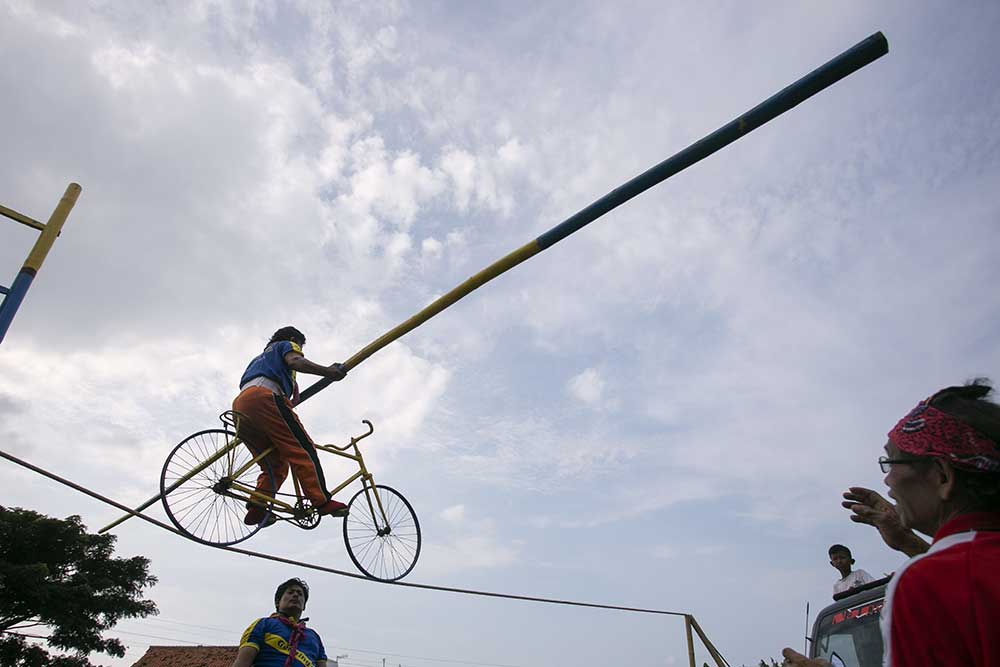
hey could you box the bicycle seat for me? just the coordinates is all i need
[218,410,246,432]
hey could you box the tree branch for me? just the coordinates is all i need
[0,616,33,632]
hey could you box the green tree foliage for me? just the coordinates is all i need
[0,506,158,667]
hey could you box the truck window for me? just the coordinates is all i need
[812,599,884,667]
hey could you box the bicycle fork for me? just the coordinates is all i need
[318,421,392,532]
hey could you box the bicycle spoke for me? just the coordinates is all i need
[161,429,275,547]
[343,485,421,581]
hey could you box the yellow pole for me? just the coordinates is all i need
[0,183,82,344]
[0,204,46,231]
[24,183,81,273]
[685,615,697,667]
[689,616,727,667]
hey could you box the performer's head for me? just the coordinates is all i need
[884,379,1000,536]
[274,577,310,617]
[269,326,306,347]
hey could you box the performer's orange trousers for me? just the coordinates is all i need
[232,386,331,506]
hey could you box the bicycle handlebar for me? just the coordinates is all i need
[327,419,374,451]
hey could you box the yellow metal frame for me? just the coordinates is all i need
[180,419,390,527]
[684,615,728,667]
[0,183,81,344]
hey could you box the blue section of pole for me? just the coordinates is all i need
[534,31,888,252]
[0,270,36,344]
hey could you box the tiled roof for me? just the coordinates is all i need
[130,645,238,667]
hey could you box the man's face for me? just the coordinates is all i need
[883,440,941,536]
[829,551,852,575]
[277,585,306,617]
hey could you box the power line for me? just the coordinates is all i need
[330,645,525,667]
[127,614,237,634]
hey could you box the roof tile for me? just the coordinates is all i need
[130,645,238,667]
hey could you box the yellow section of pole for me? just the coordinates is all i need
[689,616,727,667]
[23,183,81,273]
[343,239,540,370]
[685,615,697,667]
[296,238,542,405]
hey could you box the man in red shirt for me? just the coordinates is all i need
[784,379,1000,666]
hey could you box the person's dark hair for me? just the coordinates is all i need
[929,378,1000,510]
[828,544,852,559]
[269,326,306,347]
[274,578,309,610]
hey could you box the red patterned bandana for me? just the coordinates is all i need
[888,398,1000,473]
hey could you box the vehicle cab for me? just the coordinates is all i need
[809,576,890,667]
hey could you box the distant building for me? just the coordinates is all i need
[131,645,237,667]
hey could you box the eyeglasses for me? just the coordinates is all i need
[878,456,920,473]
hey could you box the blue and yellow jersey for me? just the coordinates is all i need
[239,340,301,397]
[240,616,327,667]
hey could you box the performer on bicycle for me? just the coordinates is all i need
[232,578,329,667]
[235,325,349,525]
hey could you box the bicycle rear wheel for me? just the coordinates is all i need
[343,484,421,581]
[160,428,275,546]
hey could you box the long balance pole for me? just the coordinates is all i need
[99,32,887,534]
[297,31,888,403]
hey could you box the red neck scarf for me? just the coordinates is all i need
[270,613,308,667]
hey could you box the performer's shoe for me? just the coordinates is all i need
[316,499,349,517]
[244,505,277,526]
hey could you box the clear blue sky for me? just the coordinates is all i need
[1,1,998,665]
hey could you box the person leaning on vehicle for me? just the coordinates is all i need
[232,578,328,667]
[828,543,874,597]
[783,379,1000,666]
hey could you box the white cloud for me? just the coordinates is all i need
[420,236,443,261]
[567,367,605,406]
[651,545,677,560]
[439,504,465,523]
[419,512,520,576]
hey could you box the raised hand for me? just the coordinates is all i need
[842,486,929,556]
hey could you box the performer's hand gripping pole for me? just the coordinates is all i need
[99,32,887,534]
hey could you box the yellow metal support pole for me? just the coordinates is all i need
[0,204,46,231]
[24,183,81,273]
[689,616,728,667]
[685,615,697,667]
[0,183,82,344]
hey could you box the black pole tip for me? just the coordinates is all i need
[870,31,889,55]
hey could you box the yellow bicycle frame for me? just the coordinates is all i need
[214,419,390,527]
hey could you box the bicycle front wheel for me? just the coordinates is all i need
[343,484,421,581]
[160,429,275,546]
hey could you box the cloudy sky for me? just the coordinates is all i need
[2,1,999,665]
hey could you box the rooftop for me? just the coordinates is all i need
[130,645,238,667]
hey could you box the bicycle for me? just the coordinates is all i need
[158,411,421,582]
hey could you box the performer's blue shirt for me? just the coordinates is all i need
[240,615,327,667]
[239,341,300,397]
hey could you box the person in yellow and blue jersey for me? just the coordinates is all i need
[234,326,350,526]
[232,578,328,667]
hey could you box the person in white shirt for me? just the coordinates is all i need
[829,543,874,596]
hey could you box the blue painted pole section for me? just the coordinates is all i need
[535,31,888,251]
[0,270,36,344]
